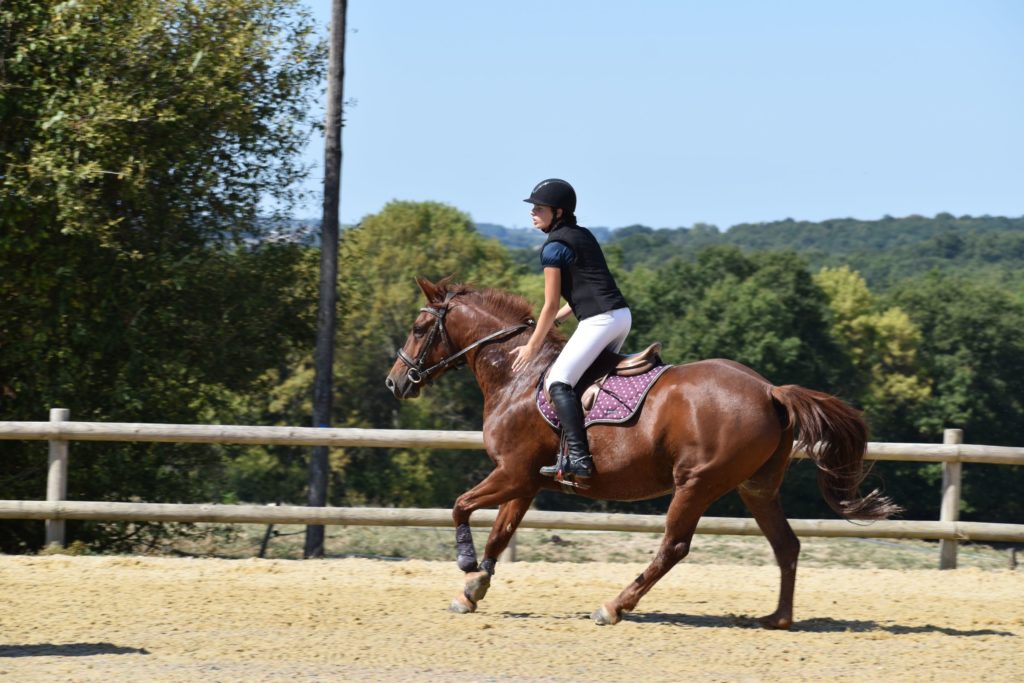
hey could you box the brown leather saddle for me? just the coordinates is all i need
[542,342,664,416]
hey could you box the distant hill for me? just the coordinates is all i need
[474,223,613,250]
[474,223,545,249]
[476,214,1024,289]
[605,214,1024,287]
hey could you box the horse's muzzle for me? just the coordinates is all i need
[385,373,420,400]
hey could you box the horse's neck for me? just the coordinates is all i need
[476,334,565,432]
[455,301,560,402]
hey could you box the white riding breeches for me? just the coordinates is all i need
[545,307,632,390]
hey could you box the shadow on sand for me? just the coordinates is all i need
[623,612,1017,637]
[497,610,1016,637]
[0,643,150,658]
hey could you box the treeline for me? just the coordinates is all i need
[493,214,1024,292]
[2,1,1022,554]
[609,214,1024,291]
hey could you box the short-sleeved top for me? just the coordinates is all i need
[540,241,576,269]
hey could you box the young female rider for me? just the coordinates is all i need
[509,178,632,479]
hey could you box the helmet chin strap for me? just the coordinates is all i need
[550,209,564,231]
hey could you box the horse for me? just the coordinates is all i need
[385,276,900,628]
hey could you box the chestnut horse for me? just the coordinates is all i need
[385,276,899,628]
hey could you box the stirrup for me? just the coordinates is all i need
[540,454,593,480]
[565,455,594,478]
[539,434,569,478]
[539,461,561,477]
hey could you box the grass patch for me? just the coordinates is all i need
[158,522,1017,571]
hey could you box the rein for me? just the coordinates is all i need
[396,292,534,385]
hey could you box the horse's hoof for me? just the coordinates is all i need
[591,604,621,626]
[464,571,491,604]
[449,592,477,614]
[758,613,792,630]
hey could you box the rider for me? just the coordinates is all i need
[509,178,632,479]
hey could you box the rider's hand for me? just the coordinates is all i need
[509,343,536,374]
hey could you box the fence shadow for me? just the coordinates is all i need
[0,643,149,658]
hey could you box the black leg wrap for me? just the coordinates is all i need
[479,558,496,576]
[455,523,478,572]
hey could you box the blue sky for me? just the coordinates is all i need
[296,0,1023,231]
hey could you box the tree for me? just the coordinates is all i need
[883,273,1024,523]
[814,266,931,439]
[886,273,1024,446]
[297,201,521,508]
[611,247,858,518]
[1,0,323,248]
[0,0,325,552]
[306,0,348,559]
[635,247,853,390]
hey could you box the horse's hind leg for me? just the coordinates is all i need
[593,481,714,626]
[737,487,799,629]
[737,443,800,629]
[451,495,533,614]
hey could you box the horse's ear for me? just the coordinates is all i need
[415,276,442,303]
[415,274,456,304]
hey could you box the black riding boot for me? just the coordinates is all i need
[540,382,594,479]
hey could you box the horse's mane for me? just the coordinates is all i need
[447,282,535,324]
[435,279,564,345]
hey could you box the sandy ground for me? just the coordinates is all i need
[1,555,1021,682]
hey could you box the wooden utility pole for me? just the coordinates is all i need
[305,0,348,559]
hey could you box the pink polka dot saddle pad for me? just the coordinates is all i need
[536,363,673,429]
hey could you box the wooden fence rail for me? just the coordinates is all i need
[2,501,1023,542]
[2,412,1023,568]
[4,419,1023,464]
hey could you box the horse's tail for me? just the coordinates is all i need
[771,384,901,521]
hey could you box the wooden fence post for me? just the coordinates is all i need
[45,408,70,548]
[939,428,963,569]
[500,533,517,563]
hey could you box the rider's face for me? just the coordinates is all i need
[530,204,559,231]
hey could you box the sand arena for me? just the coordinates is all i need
[1,554,1021,681]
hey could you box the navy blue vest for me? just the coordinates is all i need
[543,222,628,320]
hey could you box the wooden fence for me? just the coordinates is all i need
[2,409,1023,569]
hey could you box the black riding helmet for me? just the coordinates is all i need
[523,178,577,214]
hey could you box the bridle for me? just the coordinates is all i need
[395,292,534,385]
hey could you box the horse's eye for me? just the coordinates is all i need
[413,326,427,338]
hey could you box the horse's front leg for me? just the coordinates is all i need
[451,496,534,614]
[449,469,536,614]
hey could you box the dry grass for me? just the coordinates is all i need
[154,521,1018,571]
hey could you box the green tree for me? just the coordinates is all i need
[637,247,854,390]
[612,247,859,518]
[884,273,1024,523]
[814,266,931,439]
[0,0,325,552]
[310,201,521,508]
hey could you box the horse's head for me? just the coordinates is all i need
[385,276,461,399]
[386,276,538,400]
